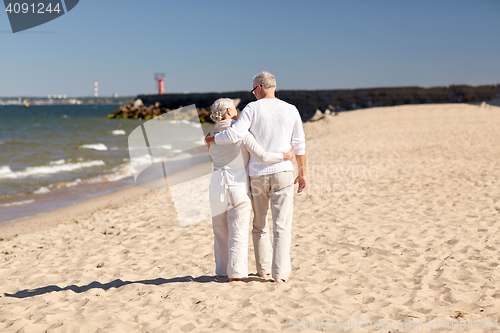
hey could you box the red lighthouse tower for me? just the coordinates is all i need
[155,73,165,95]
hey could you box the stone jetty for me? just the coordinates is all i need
[107,84,500,122]
[107,99,213,122]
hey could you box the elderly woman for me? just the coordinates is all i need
[208,98,293,281]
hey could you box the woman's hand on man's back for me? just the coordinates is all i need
[283,150,294,161]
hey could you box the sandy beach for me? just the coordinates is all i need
[1,103,499,332]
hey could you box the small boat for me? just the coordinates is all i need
[24,101,29,108]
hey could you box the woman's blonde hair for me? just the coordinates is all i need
[210,98,234,123]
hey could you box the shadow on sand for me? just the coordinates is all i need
[3,274,271,299]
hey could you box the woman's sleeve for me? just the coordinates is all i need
[242,133,283,164]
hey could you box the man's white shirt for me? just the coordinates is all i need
[214,98,306,176]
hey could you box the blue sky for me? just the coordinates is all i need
[1,0,499,97]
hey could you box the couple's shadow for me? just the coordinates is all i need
[4,274,271,299]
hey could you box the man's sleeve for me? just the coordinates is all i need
[291,107,306,155]
[214,105,252,145]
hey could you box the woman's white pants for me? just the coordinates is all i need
[210,183,251,279]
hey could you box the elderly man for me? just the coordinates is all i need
[205,71,306,283]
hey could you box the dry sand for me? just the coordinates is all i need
[1,103,499,332]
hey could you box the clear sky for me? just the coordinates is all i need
[1,0,499,97]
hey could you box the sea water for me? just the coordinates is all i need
[0,104,212,223]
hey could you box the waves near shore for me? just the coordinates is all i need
[0,104,212,223]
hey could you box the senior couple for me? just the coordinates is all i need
[205,71,306,283]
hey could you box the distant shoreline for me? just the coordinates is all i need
[0,98,131,106]
[4,83,499,111]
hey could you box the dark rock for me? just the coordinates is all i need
[107,84,500,122]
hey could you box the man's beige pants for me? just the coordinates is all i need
[250,171,294,281]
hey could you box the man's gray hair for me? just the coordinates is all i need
[253,71,276,89]
[210,98,234,123]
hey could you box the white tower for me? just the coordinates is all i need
[94,80,98,97]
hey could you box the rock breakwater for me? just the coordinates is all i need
[107,84,499,122]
